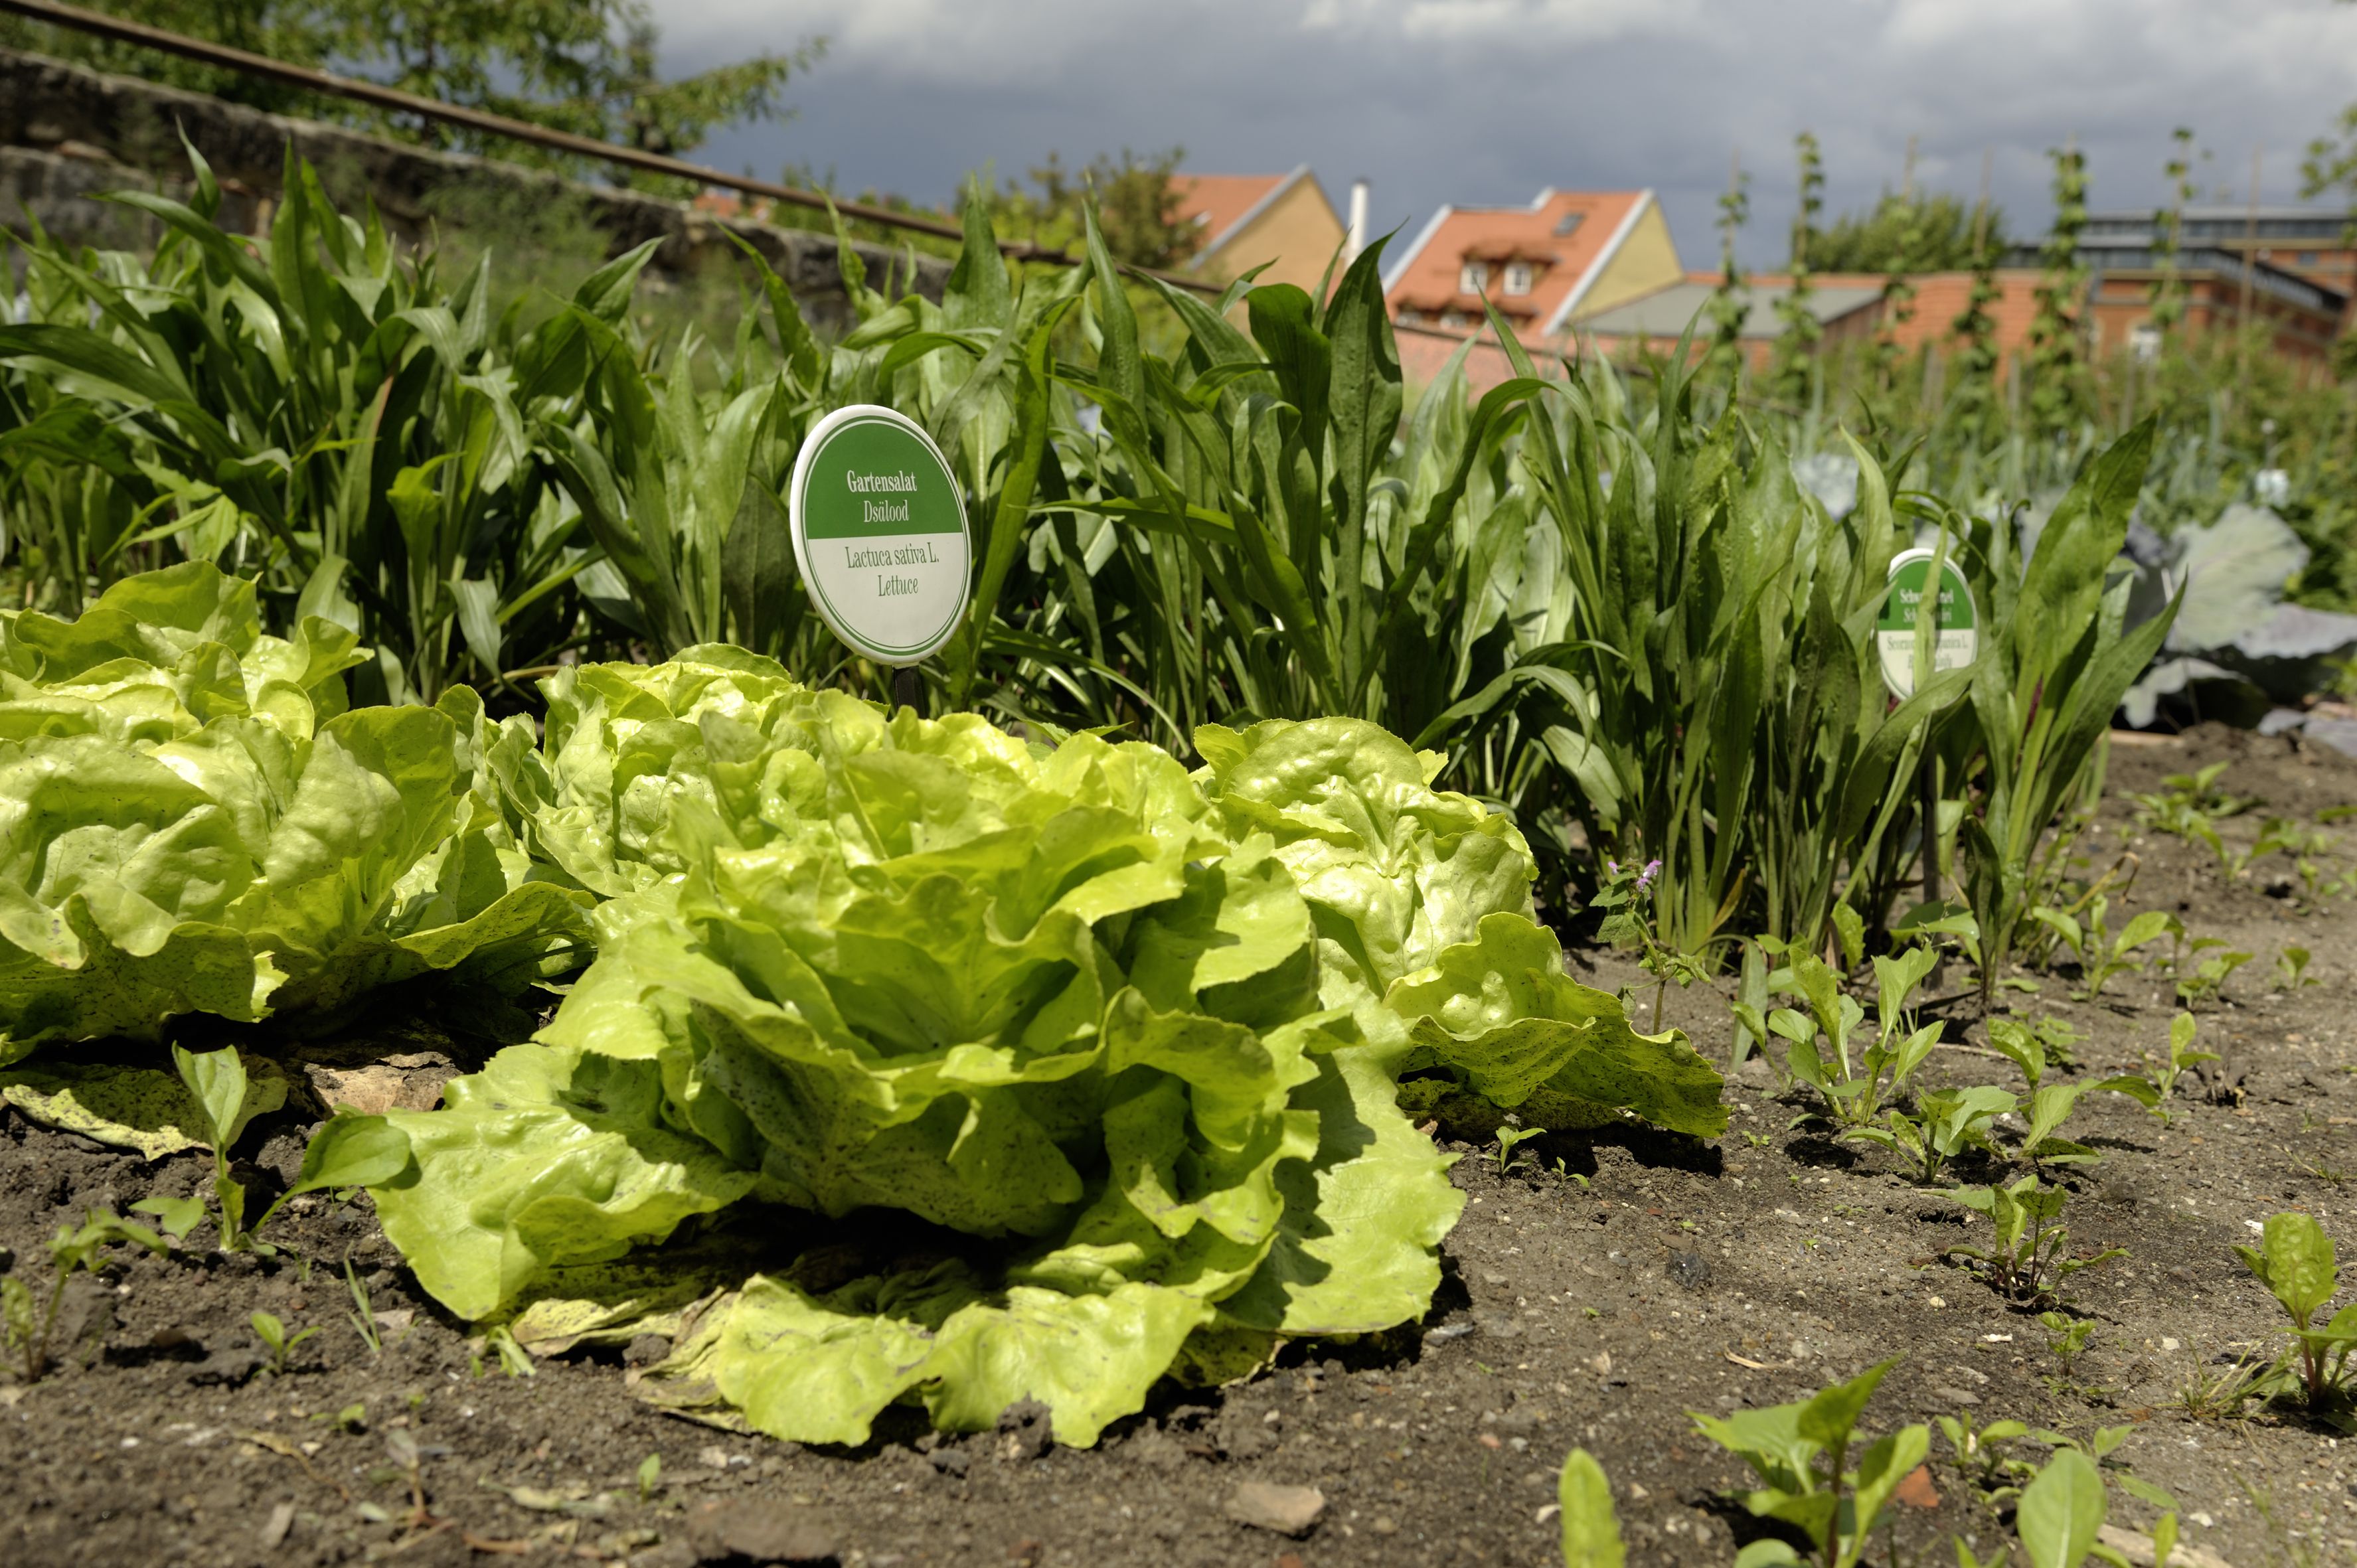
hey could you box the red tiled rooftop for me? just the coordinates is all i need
[1384,189,1650,333]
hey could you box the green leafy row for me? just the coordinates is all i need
[0,143,2180,987]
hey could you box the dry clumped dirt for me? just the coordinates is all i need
[5,725,2357,1568]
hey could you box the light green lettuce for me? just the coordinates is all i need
[372,674,1724,1447]
[482,645,826,899]
[0,564,592,1066]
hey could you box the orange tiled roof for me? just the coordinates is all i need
[1173,170,1308,258]
[1384,189,1651,334]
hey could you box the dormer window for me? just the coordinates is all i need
[1459,260,1488,295]
[1503,262,1534,296]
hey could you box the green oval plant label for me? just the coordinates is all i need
[1877,547,1978,698]
[789,405,971,666]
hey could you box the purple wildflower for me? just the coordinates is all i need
[1635,858,1661,894]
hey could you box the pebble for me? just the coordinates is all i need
[1224,1481,1327,1537]
[684,1498,838,1565]
[1667,1250,1710,1289]
[996,1399,1054,1462]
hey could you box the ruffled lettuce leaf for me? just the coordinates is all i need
[1193,718,1538,1010]
[0,566,590,1063]
[1388,911,1728,1139]
[372,1044,758,1321]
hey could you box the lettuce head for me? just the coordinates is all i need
[0,564,591,1065]
[370,665,1722,1446]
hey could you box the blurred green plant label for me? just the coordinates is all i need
[789,405,971,666]
[1878,548,1977,698]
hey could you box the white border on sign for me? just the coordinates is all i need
[788,402,973,667]
[1878,544,1980,701]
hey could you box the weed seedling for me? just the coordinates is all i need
[1591,856,1711,1029]
[1844,1085,2015,1185]
[2175,1347,2272,1421]
[173,1044,270,1250]
[1935,1412,2029,1499]
[637,1452,664,1504]
[2129,761,2252,853]
[172,1046,416,1254]
[2172,937,2252,1008]
[1943,1176,2125,1304]
[346,1253,382,1354]
[1493,1124,1544,1176]
[1554,1447,1625,1568]
[1688,1356,1927,1568]
[1,1211,169,1381]
[2277,946,2316,990]
[2029,897,2179,1000]
[2145,1011,2219,1118]
[1759,947,1941,1131]
[2233,1211,2357,1412]
[252,1310,318,1376]
[2035,1310,2095,1393]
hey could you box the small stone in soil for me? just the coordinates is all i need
[260,1500,295,1548]
[1224,1481,1327,1537]
[1668,1250,1710,1289]
[685,1497,839,1564]
[995,1398,1054,1462]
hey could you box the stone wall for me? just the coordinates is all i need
[0,48,948,333]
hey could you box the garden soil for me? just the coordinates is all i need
[7,724,2357,1568]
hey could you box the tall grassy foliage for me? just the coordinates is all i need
[0,145,2180,981]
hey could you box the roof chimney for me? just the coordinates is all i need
[1347,178,1370,263]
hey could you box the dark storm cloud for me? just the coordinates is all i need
[651,0,2357,268]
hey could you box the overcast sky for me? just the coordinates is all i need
[649,0,2357,270]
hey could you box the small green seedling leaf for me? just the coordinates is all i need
[130,1194,207,1241]
[1798,1355,1902,1450]
[2236,1212,2339,1327]
[1556,1447,1625,1568]
[172,1044,267,1251]
[1494,1124,1545,1174]
[637,1452,663,1503]
[249,1114,416,1238]
[171,1044,259,1152]
[2015,1447,2106,1568]
[250,1308,318,1375]
[1987,1019,2046,1094]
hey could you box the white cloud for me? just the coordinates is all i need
[1299,0,1699,42]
